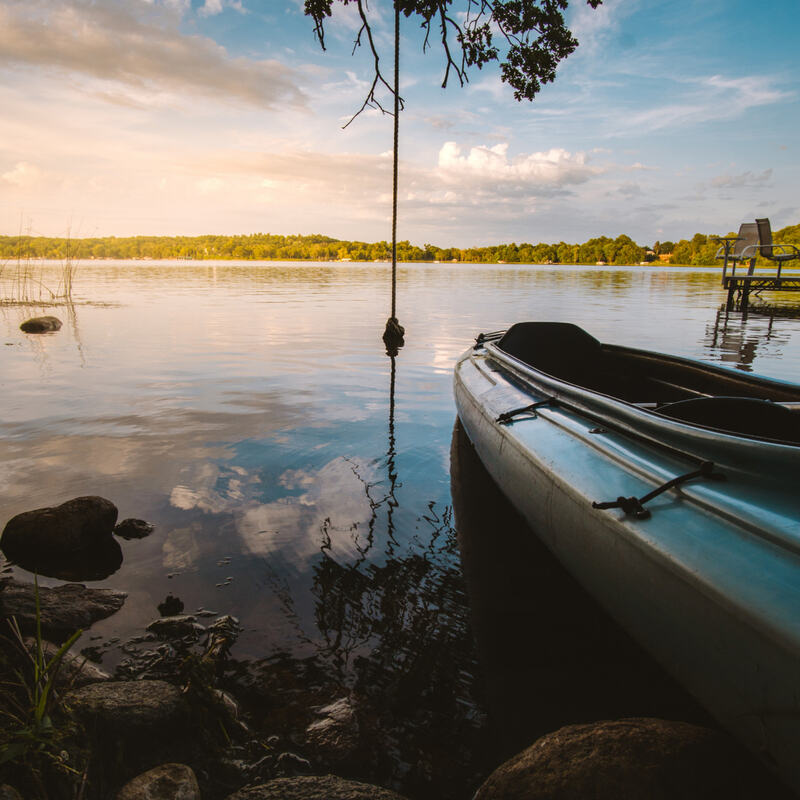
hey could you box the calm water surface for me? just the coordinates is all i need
[2,260,800,794]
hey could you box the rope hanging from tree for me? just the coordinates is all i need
[382,2,405,357]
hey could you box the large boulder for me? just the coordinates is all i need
[115,763,200,800]
[475,717,786,800]
[65,680,186,735]
[1,496,118,562]
[224,775,410,800]
[0,579,126,641]
[20,315,62,333]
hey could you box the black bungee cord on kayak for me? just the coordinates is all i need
[382,3,405,358]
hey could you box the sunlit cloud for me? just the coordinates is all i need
[437,142,602,189]
[0,0,305,109]
[1,161,43,188]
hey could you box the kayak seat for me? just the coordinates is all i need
[496,322,652,398]
[656,396,800,443]
[497,322,605,385]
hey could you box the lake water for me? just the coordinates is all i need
[2,260,800,796]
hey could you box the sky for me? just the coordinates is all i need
[0,0,798,248]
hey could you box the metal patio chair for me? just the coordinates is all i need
[750,218,800,278]
[715,222,759,281]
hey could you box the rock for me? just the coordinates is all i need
[275,752,312,777]
[224,775,410,800]
[158,594,185,616]
[474,717,776,800]
[146,615,204,640]
[214,689,240,721]
[0,579,126,641]
[115,763,200,800]
[115,518,155,540]
[65,680,185,734]
[203,614,240,663]
[18,538,123,582]
[0,785,24,800]
[1,496,119,562]
[20,315,62,333]
[305,696,359,764]
[23,637,111,688]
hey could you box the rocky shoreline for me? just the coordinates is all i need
[1,496,794,799]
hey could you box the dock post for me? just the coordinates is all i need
[741,283,750,312]
[725,283,736,311]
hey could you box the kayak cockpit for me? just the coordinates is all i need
[494,322,800,445]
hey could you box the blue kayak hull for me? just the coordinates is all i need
[454,332,800,792]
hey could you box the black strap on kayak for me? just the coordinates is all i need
[592,460,725,520]
[497,398,554,424]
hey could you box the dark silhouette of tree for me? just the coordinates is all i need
[305,0,603,118]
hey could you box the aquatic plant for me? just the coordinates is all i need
[0,576,85,798]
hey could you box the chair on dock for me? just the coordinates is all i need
[715,222,759,281]
[752,218,800,278]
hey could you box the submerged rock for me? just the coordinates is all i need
[20,315,62,333]
[115,763,200,800]
[0,579,126,641]
[225,775,410,799]
[158,594,185,616]
[1,496,118,562]
[114,518,155,540]
[474,717,783,800]
[0,785,24,800]
[146,615,204,640]
[305,696,359,765]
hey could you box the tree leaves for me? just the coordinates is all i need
[305,0,603,107]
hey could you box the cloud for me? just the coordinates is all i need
[198,0,245,17]
[0,0,305,110]
[614,182,642,198]
[437,142,602,191]
[622,74,791,134]
[710,168,772,189]
[2,161,43,187]
[570,0,637,54]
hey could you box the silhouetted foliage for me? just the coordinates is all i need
[305,0,602,118]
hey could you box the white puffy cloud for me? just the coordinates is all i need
[437,142,602,190]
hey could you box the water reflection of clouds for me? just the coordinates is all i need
[170,463,259,515]
[164,454,379,570]
[238,457,378,568]
[0,399,301,521]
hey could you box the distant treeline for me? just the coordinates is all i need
[1,223,798,265]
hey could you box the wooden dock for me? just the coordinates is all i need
[722,265,800,311]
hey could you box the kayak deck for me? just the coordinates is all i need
[494,322,800,445]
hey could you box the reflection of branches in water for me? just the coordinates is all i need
[258,555,314,648]
[311,506,473,692]
[310,512,486,798]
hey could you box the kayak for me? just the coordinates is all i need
[453,321,800,791]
